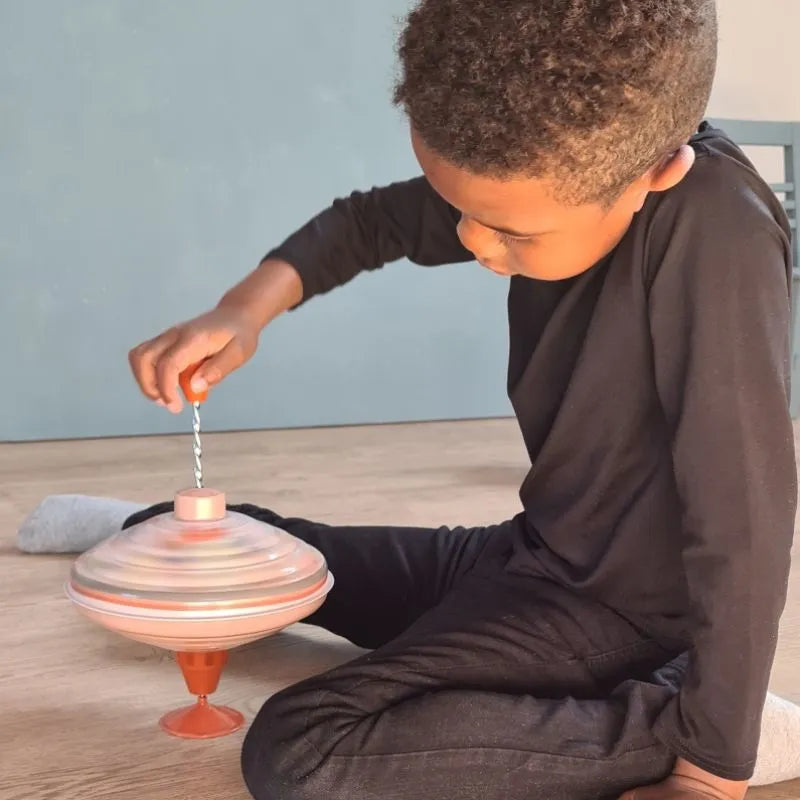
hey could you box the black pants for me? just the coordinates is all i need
[126,505,687,800]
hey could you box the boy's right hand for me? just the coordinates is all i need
[128,306,260,413]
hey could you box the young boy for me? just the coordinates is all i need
[128,1,796,798]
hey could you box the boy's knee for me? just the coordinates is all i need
[242,691,305,800]
[241,683,343,800]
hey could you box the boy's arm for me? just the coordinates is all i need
[646,167,796,780]
[263,176,471,303]
[128,177,470,412]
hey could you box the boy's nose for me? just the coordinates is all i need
[456,215,503,263]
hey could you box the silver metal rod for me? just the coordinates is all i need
[191,401,203,489]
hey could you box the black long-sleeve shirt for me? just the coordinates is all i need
[265,123,797,780]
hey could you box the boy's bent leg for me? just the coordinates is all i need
[237,506,513,649]
[241,568,684,800]
[124,500,513,649]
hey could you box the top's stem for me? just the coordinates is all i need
[173,488,226,522]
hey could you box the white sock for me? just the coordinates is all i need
[751,692,800,785]
[16,495,146,553]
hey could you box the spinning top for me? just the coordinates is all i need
[67,487,333,738]
[65,366,334,738]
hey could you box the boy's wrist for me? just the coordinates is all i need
[217,257,303,331]
[619,759,750,799]
[671,758,749,800]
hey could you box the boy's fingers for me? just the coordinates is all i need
[128,330,178,401]
[155,336,211,413]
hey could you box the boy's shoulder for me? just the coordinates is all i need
[651,121,789,231]
[638,121,793,288]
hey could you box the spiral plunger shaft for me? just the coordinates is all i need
[179,363,210,490]
[191,401,203,489]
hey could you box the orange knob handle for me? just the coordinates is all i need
[179,361,209,404]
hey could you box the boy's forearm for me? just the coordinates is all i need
[217,257,303,330]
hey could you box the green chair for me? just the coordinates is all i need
[709,118,800,416]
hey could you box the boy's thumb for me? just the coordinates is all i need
[192,342,245,391]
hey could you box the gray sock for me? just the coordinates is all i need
[751,692,800,785]
[16,495,147,554]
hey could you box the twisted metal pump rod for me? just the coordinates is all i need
[178,362,209,490]
[191,401,203,489]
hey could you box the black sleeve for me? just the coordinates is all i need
[264,176,472,303]
[646,160,797,779]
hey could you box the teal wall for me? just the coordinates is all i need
[2,1,511,442]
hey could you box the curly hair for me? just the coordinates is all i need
[394,0,718,204]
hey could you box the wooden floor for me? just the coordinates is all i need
[1,419,798,799]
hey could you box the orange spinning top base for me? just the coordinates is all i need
[159,650,244,739]
[160,697,244,739]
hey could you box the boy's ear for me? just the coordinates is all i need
[627,144,696,212]
[649,144,696,193]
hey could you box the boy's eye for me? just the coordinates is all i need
[494,230,532,246]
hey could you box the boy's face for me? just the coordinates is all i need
[411,128,677,281]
